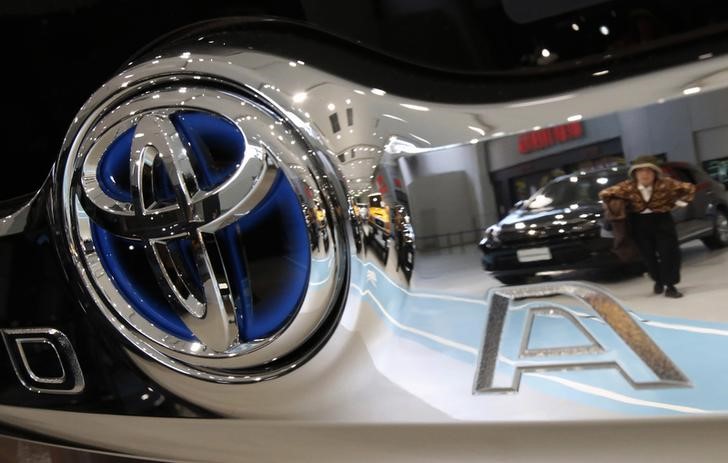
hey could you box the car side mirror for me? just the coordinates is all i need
[512,200,525,210]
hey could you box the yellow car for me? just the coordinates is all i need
[367,193,391,233]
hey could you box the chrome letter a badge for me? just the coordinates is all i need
[474,282,690,393]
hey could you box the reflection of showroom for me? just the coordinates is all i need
[486,91,728,216]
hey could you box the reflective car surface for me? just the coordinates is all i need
[4,1,728,462]
[481,163,728,283]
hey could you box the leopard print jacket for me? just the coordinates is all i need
[598,177,696,215]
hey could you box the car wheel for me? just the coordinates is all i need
[702,209,728,249]
[623,262,647,277]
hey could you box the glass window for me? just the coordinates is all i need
[526,173,623,209]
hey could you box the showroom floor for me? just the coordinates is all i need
[352,238,728,420]
[412,240,728,322]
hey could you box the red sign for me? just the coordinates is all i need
[518,121,584,154]
[376,175,389,194]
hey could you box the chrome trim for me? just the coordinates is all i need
[62,83,348,381]
[1,328,84,395]
[474,282,690,394]
[36,30,728,422]
[16,338,66,385]
[3,406,728,462]
[678,227,715,242]
[518,306,604,358]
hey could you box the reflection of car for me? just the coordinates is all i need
[704,159,728,187]
[350,201,364,253]
[392,205,415,282]
[303,203,330,253]
[367,193,390,232]
[480,163,728,284]
[315,206,330,252]
[366,193,391,263]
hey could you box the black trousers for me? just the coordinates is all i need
[628,212,681,286]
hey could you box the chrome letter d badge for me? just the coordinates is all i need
[474,282,690,393]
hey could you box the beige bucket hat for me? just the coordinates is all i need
[628,155,664,179]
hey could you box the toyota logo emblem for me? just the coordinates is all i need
[58,82,346,382]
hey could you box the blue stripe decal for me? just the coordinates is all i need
[352,256,728,415]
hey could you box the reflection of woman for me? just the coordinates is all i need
[599,157,695,298]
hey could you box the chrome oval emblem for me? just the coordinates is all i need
[60,83,346,381]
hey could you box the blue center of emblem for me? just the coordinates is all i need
[91,111,311,343]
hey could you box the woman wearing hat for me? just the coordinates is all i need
[599,156,696,298]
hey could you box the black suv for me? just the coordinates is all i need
[480,163,728,284]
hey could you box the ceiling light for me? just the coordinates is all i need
[508,94,575,108]
[292,92,307,103]
[381,114,407,122]
[400,103,429,111]
[468,126,486,136]
[409,133,431,145]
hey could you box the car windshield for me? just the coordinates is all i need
[526,173,624,209]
